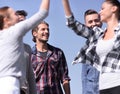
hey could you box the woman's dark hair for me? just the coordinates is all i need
[0,6,9,30]
[32,21,49,42]
[105,0,120,20]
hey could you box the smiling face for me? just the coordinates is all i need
[99,0,119,23]
[32,23,49,43]
[5,8,19,27]
[85,13,102,28]
[99,2,113,22]
[0,7,19,29]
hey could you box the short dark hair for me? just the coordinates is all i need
[84,9,98,18]
[16,10,28,17]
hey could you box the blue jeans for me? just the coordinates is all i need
[82,64,100,94]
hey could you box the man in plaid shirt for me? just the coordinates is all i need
[31,21,71,94]
[64,4,120,73]
[78,9,102,94]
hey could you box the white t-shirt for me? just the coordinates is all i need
[96,37,120,90]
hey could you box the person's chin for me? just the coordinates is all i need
[42,40,48,43]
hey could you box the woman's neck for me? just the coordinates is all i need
[106,17,119,31]
[103,19,119,40]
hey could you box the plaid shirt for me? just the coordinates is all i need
[31,44,70,94]
[66,14,120,73]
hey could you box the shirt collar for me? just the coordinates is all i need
[32,43,53,56]
[114,22,120,32]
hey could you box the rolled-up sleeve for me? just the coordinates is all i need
[66,14,93,39]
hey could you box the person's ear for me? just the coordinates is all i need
[3,16,10,28]
[112,6,118,13]
[32,31,37,37]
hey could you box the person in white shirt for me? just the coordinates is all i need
[0,0,50,94]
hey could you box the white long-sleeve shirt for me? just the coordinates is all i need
[0,9,48,78]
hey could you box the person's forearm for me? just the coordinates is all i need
[62,0,72,17]
[11,0,50,38]
[40,0,50,11]
[63,80,71,94]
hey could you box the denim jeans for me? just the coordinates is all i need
[82,64,100,94]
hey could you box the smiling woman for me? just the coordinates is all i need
[0,7,19,29]
[61,0,120,94]
[0,0,49,94]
